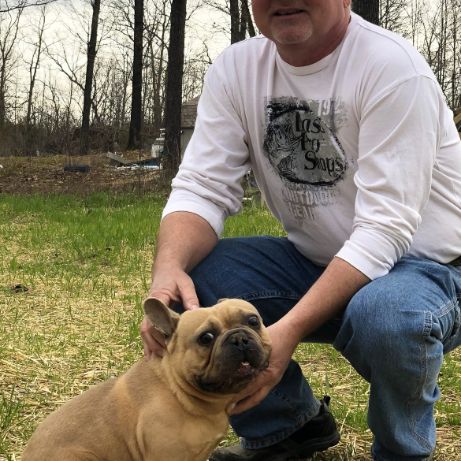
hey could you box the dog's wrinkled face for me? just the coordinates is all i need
[144,298,272,395]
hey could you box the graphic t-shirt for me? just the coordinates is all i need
[163,13,461,280]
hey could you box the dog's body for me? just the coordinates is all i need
[22,299,271,461]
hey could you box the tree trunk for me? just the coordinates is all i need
[230,0,240,44]
[230,0,254,43]
[26,7,46,128]
[127,0,144,150]
[241,0,255,38]
[163,0,187,177]
[352,0,380,25]
[80,0,101,155]
[0,86,5,129]
[0,8,22,129]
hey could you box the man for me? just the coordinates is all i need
[141,0,461,460]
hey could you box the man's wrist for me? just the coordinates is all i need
[152,254,187,278]
[272,316,306,351]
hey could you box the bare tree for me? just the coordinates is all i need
[419,0,461,109]
[205,0,255,44]
[449,0,460,108]
[353,0,380,25]
[380,0,407,32]
[0,6,22,127]
[143,0,169,135]
[127,0,143,149]
[80,0,101,154]
[97,53,131,144]
[230,0,254,43]
[163,0,187,175]
[229,0,242,43]
[25,5,46,127]
[0,0,56,13]
[182,54,208,102]
[405,0,425,46]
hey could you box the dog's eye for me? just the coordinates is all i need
[247,315,260,328]
[198,332,215,346]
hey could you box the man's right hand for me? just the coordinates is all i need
[141,211,218,358]
[141,268,200,358]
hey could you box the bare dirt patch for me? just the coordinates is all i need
[0,152,165,195]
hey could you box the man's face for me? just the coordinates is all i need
[252,0,351,64]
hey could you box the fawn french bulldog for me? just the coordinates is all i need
[22,298,272,461]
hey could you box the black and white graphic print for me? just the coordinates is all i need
[264,97,348,221]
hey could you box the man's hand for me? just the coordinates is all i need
[141,267,200,358]
[229,257,370,415]
[228,321,299,415]
[141,212,218,358]
[147,266,200,311]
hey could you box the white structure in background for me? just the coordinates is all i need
[180,96,199,157]
[151,96,200,161]
[151,128,165,159]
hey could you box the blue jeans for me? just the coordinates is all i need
[187,236,461,461]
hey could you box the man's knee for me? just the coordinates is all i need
[334,281,440,383]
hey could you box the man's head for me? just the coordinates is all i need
[252,0,351,66]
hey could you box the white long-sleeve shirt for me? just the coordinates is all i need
[163,13,461,280]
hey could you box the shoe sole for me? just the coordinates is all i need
[209,430,340,461]
[277,430,341,461]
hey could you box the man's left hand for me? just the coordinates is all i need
[228,321,299,415]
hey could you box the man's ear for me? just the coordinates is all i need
[143,298,180,341]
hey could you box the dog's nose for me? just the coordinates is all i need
[230,331,250,350]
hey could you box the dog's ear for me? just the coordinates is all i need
[143,298,180,340]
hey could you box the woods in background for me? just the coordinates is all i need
[0,0,459,176]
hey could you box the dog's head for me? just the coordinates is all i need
[144,298,272,396]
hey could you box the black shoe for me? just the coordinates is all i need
[209,396,340,461]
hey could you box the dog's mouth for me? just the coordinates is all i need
[196,357,269,394]
[236,360,262,378]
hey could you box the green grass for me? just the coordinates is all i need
[0,192,460,460]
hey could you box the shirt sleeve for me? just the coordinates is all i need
[336,75,442,279]
[162,56,251,236]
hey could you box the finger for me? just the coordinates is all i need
[177,278,200,310]
[140,318,166,357]
[143,342,151,358]
[140,329,165,358]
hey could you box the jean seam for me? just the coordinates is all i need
[412,310,432,403]
[435,298,459,317]
[408,311,436,452]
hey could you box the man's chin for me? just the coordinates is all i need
[272,29,313,48]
